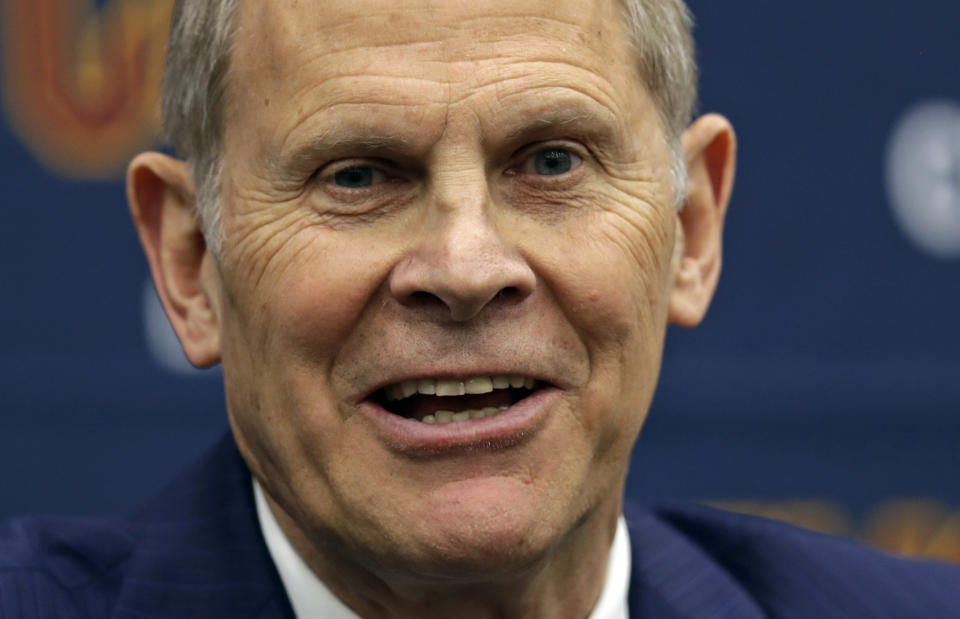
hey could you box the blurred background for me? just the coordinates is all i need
[1,0,958,561]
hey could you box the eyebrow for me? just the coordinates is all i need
[505,111,605,138]
[499,104,623,152]
[274,100,624,176]
[280,133,415,175]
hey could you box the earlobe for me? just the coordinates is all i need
[127,152,222,367]
[668,113,737,327]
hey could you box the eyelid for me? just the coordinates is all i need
[511,142,587,176]
[316,158,398,185]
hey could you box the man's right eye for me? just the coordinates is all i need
[330,165,388,188]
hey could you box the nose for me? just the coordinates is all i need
[389,206,536,322]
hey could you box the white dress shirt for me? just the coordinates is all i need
[255,479,631,619]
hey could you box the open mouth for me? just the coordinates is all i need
[374,375,542,424]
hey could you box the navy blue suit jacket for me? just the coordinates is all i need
[3,433,959,618]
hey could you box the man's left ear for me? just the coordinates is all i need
[668,113,737,327]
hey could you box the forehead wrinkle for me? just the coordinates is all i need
[439,63,620,107]
[236,0,631,111]
[432,13,597,47]
[419,58,629,137]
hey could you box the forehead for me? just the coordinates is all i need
[227,0,658,164]
[232,0,640,100]
[236,0,629,62]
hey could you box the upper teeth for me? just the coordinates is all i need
[384,375,535,402]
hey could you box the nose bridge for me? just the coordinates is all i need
[389,171,536,322]
[432,155,489,216]
[426,144,508,297]
[435,200,509,283]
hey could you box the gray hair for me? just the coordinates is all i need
[161,0,697,256]
[162,0,239,257]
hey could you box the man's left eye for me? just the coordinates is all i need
[330,165,388,188]
[526,148,582,176]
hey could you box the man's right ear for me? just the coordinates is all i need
[127,153,222,367]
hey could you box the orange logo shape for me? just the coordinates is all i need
[2,0,173,178]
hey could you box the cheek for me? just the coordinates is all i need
[521,202,674,445]
[216,228,395,445]
[227,229,395,362]
[273,251,378,354]
[218,231,396,497]
[533,208,674,347]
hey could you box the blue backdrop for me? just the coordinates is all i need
[1,1,958,544]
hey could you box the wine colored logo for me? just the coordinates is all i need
[1,0,173,178]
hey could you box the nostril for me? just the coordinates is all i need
[406,290,447,311]
[402,286,528,320]
[496,286,521,303]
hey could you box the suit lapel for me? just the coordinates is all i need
[625,503,767,619]
[114,433,295,619]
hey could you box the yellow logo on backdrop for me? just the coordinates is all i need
[712,499,960,563]
[1,0,173,178]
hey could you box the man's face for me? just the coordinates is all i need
[216,0,680,575]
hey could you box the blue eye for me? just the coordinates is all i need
[333,166,379,188]
[533,148,574,176]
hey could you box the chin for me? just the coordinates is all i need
[395,524,557,583]
[337,482,556,582]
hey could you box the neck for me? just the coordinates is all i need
[264,492,623,619]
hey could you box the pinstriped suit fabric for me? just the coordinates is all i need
[649,503,960,618]
[2,434,959,618]
[0,436,293,618]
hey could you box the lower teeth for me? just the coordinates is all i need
[421,406,509,424]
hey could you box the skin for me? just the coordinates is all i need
[127,0,736,616]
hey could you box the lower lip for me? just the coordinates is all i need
[358,387,561,456]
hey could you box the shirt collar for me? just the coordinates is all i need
[255,478,631,619]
